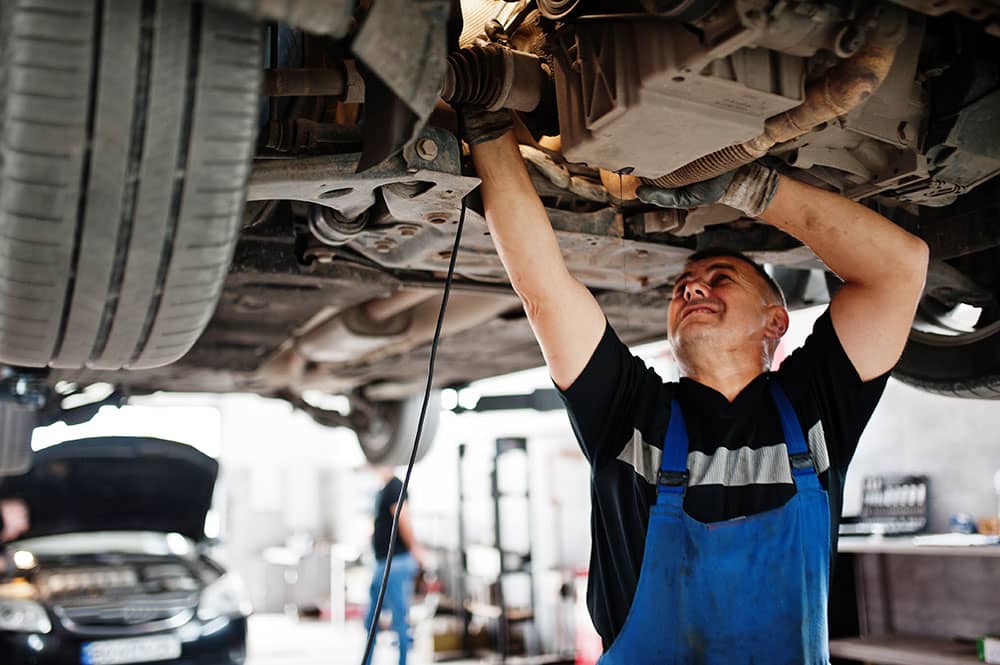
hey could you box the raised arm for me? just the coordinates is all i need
[760,176,928,381]
[470,130,606,389]
[637,164,929,382]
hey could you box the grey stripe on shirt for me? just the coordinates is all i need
[616,420,831,487]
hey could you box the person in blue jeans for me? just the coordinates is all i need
[364,467,426,665]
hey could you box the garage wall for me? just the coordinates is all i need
[847,379,1000,532]
[215,394,366,613]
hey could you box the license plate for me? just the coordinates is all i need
[81,635,182,665]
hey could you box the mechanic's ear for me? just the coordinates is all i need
[764,305,789,341]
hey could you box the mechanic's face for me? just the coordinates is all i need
[667,258,787,366]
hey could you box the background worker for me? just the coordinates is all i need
[0,497,28,543]
[364,466,426,665]
[462,108,929,663]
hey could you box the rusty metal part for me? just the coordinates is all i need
[441,44,548,112]
[262,119,363,154]
[263,68,344,97]
[262,62,364,100]
[647,7,908,189]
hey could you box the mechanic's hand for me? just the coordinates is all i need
[636,162,780,218]
[458,104,513,145]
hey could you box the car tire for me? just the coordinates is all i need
[0,401,36,476]
[0,0,260,370]
[894,326,1000,399]
[356,392,442,467]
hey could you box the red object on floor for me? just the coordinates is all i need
[345,602,365,621]
[574,571,602,665]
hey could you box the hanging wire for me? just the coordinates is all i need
[360,123,471,664]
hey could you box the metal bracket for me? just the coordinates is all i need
[248,126,479,224]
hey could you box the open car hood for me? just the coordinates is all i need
[0,436,218,542]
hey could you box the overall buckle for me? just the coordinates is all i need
[789,452,814,473]
[657,470,688,488]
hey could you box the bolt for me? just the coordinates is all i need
[398,225,418,237]
[636,249,649,258]
[374,240,394,254]
[429,217,447,225]
[415,138,438,161]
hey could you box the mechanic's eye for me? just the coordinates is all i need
[711,274,732,286]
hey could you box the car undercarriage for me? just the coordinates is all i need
[1,0,998,466]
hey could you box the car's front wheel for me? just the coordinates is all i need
[0,0,260,371]
[894,248,1000,399]
[895,310,1000,399]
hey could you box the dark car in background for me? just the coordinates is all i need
[0,436,249,665]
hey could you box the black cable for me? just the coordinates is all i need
[360,187,469,665]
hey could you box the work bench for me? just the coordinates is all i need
[830,536,1000,664]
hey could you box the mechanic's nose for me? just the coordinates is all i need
[683,281,708,301]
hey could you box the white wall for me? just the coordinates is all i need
[848,379,1000,531]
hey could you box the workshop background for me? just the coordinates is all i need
[28,305,1000,665]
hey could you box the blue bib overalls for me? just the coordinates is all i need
[597,379,831,665]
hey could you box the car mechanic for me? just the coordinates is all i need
[460,106,930,664]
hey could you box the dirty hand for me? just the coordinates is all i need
[636,163,780,218]
[458,105,513,145]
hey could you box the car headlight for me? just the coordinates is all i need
[198,574,252,622]
[0,599,51,633]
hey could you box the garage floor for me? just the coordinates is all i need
[246,614,484,665]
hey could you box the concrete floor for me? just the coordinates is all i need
[246,614,484,665]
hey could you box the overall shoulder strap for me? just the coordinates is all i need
[767,379,815,477]
[658,400,690,496]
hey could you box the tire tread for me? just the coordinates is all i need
[0,0,260,370]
